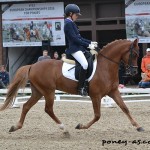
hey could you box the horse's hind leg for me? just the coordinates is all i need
[109,89,144,132]
[9,84,42,132]
[44,91,70,136]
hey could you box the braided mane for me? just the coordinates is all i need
[100,39,131,52]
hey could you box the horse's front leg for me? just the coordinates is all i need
[76,97,101,129]
[108,89,144,132]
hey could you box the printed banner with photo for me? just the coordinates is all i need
[2,2,65,47]
[125,0,150,43]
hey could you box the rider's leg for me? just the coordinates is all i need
[72,51,88,96]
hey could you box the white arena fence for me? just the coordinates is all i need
[0,87,150,108]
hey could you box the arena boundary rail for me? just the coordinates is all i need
[0,87,150,108]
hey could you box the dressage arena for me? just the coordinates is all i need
[0,98,150,150]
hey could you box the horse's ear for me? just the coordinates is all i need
[133,38,139,46]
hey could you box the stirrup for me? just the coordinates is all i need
[78,88,88,97]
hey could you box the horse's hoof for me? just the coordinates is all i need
[137,127,144,132]
[9,126,16,132]
[75,123,81,129]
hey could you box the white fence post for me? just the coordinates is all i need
[102,96,115,108]
[12,97,20,108]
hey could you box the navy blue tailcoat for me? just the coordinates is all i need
[64,18,91,55]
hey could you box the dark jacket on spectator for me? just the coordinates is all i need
[0,71,9,86]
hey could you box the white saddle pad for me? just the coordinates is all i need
[62,60,97,82]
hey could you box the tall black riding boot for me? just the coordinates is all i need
[78,68,88,96]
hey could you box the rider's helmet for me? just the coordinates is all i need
[64,4,81,16]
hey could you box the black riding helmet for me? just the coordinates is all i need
[64,4,81,16]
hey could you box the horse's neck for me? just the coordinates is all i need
[97,43,128,73]
[99,46,122,62]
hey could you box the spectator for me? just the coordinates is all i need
[52,51,60,60]
[0,65,9,89]
[139,48,150,88]
[141,48,150,73]
[38,50,51,62]
[139,64,150,88]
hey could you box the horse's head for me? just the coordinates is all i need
[122,39,139,76]
[23,27,29,33]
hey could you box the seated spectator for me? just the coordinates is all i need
[139,64,150,88]
[0,65,9,89]
[141,48,150,73]
[139,48,150,88]
[38,50,51,62]
[52,51,60,60]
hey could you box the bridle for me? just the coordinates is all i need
[99,42,139,76]
[99,52,119,65]
[125,43,139,76]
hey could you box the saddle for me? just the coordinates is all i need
[62,49,98,80]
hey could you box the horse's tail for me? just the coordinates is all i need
[0,65,31,111]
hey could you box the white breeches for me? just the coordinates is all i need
[72,51,88,70]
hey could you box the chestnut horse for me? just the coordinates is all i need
[0,39,144,135]
[23,27,41,41]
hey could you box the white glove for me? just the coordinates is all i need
[88,43,95,50]
[91,41,98,47]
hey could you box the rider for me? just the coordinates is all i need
[64,4,97,96]
[30,21,34,36]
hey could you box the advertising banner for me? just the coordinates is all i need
[125,0,150,43]
[2,2,65,47]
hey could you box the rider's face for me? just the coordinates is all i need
[72,13,79,21]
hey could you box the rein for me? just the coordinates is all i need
[98,42,139,76]
[99,42,138,65]
[99,52,120,65]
